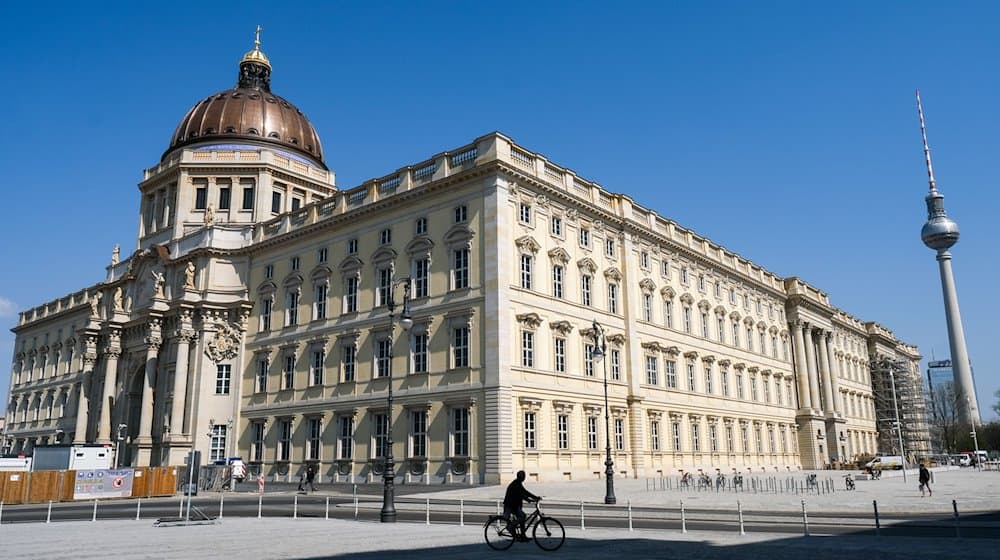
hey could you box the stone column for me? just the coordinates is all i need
[803,327,821,413]
[818,330,835,415]
[824,335,843,415]
[72,373,91,443]
[96,331,122,444]
[170,322,196,438]
[136,321,163,457]
[792,322,811,410]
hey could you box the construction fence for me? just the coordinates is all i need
[0,467,177,505]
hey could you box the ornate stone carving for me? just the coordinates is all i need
[151,269,165,298]
[111,244,120,265]
[113,287,124,312]
[549,320,573,335]
[205,322,242,363]
[184,261,196,289]
[515,312,543,330]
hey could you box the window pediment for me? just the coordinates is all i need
[549,320,573,335]
[515,235,541,254]
[257,280,278,294]
[405,236,435,257]
[660,286,675,300]
[638,278,656,293]
[577,257,597,273]
[283,273,304,289]
[339,256,364,273]
[679,293,694,305]
[444,224,474,249]
[606,333,625,346]
[547,247,570,264]
[603,267,622,281]
[516,312,543,330]
[310,265,333,282]
[371,247,398,265]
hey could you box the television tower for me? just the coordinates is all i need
[916,91,981,425]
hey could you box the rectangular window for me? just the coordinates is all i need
[584,344,595,377]
[311,349,325,386]
[768,427,775,453]
[251,422,265,462]
[413,258,429,298]
[554,337,566,373]
[698,274,706,292]
[377,267,392,307]
[376,338,391,378]
[776,379,783,405]
[650,420,660,451]
[705,366,713,394]
[681,267,689,284]
[552,265,564,298]
[787,382,794,407]
[453,248,470,289]
[763,377,771,402]
[664,301,673,328]
[521,331,534,368]
[412,332,428,374]
[605,238,615,257]
[683,307,692,333]
[691,422,700,452]
[379,228,391,245]
[283,354,295,390]
[256,359,268,393]
[771,336,778,358]
[661,260,670,278]
[746,326,754,351]
[210,425,227,462]
[672,422,682,451]
[717,317,725,342]
[519,202,532,224]
[291,256,300,271]
[736,373,744,399]
[750,375,759,401]
[755,427,763,453]
[242,185,254,210]
[721,369,729,396]
[643,294,653,321]
[741,425,749,452]
[523,412,536,449]
[342,345,356,382]
[726,425,735,452]
[454,205,467,223]
[687,363,696,391]
[265,264,274,279]
[608,283,618,314]
[640,251,649,268]
[453,407,470,455]
[780,429,787,453]
[347,238,358,255]
[520,254,533,290]
[339,416,354,459]
[307,418,322,461]
[411,410,427,457]
[453,325,469,368]
[219,187,231,210]
[271,191,282,213]
[550,216,562,237]
[415,217,427,235]
[732,321,740,347]
[714,282,721,298]
[344,276,359,313]
[278,420,292,462]
[195,187,207,210]
[666,360,677,388]
[318,247,328,263]
[645,355,658,385]
[710,424,719,452]
[587,416,598,450]
[291,197,301,211]
[373,414,389,458]
[557,414,568,449]
[581,275,592,306]
[579,228,590,248]
[610,349,621,381]
[314,284,328,320]
[286,290,299,326]
[614,418,624,450]
[215,364,231,395]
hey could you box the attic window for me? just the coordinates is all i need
[224,126,237,133]
[204,127,217,134]
[247,128,259,136]
[289,138,298,145]
[268,132,281,139]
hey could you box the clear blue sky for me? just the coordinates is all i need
[1,1,997,419]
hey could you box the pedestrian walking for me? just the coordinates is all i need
[301,464,317,492]
[918,463,932,497]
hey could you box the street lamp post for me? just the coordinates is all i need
[115,423,128,468]
[590,320,616,505]
[381,275,413,523]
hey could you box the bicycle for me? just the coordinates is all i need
[484,499,565,551]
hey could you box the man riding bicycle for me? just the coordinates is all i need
[504,470,540,542]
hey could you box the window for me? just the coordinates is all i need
[415,217,427,235]
[783,339,790,361]
[242,185,254,210]
[373,414,389,458]
[780,429,787,453]
[787,382,794,407]
[763,377,771,402]
[413,258,429,298]
[557,415,568,449]
[210,425,227,462]
[376,338,391,378]
[286,290,299,326]
[195,187,207,210]
[672,421,682,451]
[521,331,534,367]
[650,420,661,451]
[735,372,744,399]
[523,412,536,449]
[256,359,268,393]
[691,422,700,452]
[411,410,427,457]
[605,238,615,257]
[452,408,470,455]
[552,265,564,298]
[768,427,776,453]
[710,424,719,452]
[453,248,470,289]
[608,283,618,314]
[755,426,764,453]
[701,311,709,338]
[579,228,590,248]
[776,379,783,405]
[453,325,470,368]
[454,205,468,223]
[291,256,300,271]
[554,337,566,373]
[756,298,763,314]
[661,260,670,278]
[520,254,533,290]
[771,335,778,358]
[251,422,265,462]
[314,283,328,320]
[307,418,322,461]
[283,354,295,389]
[581,275,592,306]
[291,197,301,211]
[519,202,532,224]
[732,320,740,347]
[741,425,749,453]
[411,332,428,373]
[746,326,754,351]
[379,228,392,245]
[215,364,231,395]
[610,349,621,381]
[310,349,324,386]
[550,216,562,237]
[377,267,392,307]
[664,301,673,328]
[587,416,598,450]
[218,186,231,210]
[271,191,282,213]
[344,276,359,313]
[666,360,677,388]
[721,369,729,396]
[698,274,706,292]
[714,282,721,298]
[726,425,735,452]
[614,418,624,450]
[729,288,737,305]
[278,420,292,461]
[640,251,649,268]
[338,416,354,459]
[265,264,274,279]
[347,238,358,255]
[584,344,595,377]
[645,356,658,385]
[717,317,725,342]
[687,363,696,391]
[643,294,653,321]
[750,375,759,401]
[704,365,713,394]
[681,267,689,284]
[318,247,328,263]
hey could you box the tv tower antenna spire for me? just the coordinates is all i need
[916,90,937,192]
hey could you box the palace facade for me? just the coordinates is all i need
[3,38,929,483]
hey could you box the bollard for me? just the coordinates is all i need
[136,498,141,521]
[953,500,960,538]
[873,500,880,537]
[354,494,359,519]
[92,499,98,522]
[628,500,633,531]
[426,498,430,525]
[460,499,465,527]
[738,500,745,535]
[178,496,184,517]
[258,494,263,519]
[294,494,298,519]
[219,493,224,519]
[326,496,330,520]
[681,499,687,534]
[580,501,586,531]
[0,501,4,525]
[46,500,52,523]
[801,499,809,536]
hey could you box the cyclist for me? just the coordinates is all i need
[504,470,540,542]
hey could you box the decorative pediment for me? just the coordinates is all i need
[714,305,727,316]
[518,397,543,411]
[339,256,364,273]
[660,286,676,300]
[683,350,699,359]
[679,293,695,305]
[515,312,543,330]
[547,247,570,264]
[603,267,622,281]
[769,325,779,334]
[405,236,435,257]
[552,400,574,413]
[743,316,755,326]
[310,265,333,282]
[664,345,681,356]
[733,362,746,370]
[638,278,656,293]
[701,354,716,363]
[747,366,760,373]
[757,321,767,330]
[641,341,667,352]
[444,224,474,249]
[549,320,574,335]
[257,280,278,294]
[717,358,732,367]
[729,311,742,320]
[515,235,541,254]
[371,246,398,265]
[606,333,626,346]
[698,299,712,311]
[761,369,773,375]
[577,257,597,273]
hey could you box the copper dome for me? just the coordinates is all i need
[162,34,325,168]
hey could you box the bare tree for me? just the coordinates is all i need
[993,388,1000,418]
[928,383,963,453]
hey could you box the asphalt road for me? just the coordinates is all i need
[2,493,998,539]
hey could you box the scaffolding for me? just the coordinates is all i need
[869,357,933,462]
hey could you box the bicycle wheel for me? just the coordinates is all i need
[533,516,565,551]
[484,515,516,550]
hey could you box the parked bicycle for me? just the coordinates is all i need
[484,499,565,551]
[805,473,818,489]
[698,472,712,490]
[715,472,726,490]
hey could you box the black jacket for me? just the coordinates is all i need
[918,467,930,483]
[503,479,539,510]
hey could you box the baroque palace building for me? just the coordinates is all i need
[4,37,929,482]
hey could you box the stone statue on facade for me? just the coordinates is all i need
[113,287,124,311]
[204,204,216,226]
[151,269,165,298]
[89,292,102,318]
[184,261,196,290]
[111,244,120,266]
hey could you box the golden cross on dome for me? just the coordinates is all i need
[254,25,262,49]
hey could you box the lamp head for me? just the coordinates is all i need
[592,344,605,363]
[399,314,413,331]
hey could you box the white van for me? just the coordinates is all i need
[865,455,903,470]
